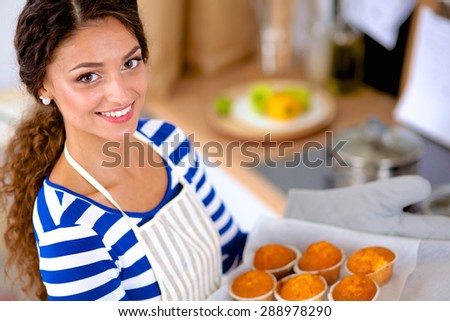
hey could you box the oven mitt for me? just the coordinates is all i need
[284,175,450,240]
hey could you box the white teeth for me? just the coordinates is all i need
[100,106,131,117]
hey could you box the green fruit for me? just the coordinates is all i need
[284,86,311,110]
[249,83,272,115]
[214,96,232,116]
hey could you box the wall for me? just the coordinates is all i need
[0,0,26,300]
[0,1,25,92]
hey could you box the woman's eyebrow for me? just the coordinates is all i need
[123,45,141,60]
[69,45,141,71]
[70,61,103,71]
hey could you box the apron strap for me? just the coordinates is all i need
[64,144,123,211]
[63,143,156,235]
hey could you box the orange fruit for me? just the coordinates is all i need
[265,92,304,121]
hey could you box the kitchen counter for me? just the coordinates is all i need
[144,60,401,217]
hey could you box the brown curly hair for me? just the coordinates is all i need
[0,0,149,300]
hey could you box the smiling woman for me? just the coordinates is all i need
[0,0,247,301]
[41,17,147,143]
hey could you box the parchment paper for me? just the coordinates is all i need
[209,217,420,301]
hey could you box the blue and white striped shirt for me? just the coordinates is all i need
[33,119,247,300]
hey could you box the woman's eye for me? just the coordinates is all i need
[123,58,142,70]
[77,73,99,83]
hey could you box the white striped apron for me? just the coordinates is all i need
[63,132,222,300]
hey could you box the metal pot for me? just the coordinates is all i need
[327,117,425,187]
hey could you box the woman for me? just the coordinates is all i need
[0,0,247,301]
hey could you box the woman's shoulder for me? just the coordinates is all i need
[136,118,199,172]
[34,178,122,232]
[137,118,192,152]
[137,118,187,142]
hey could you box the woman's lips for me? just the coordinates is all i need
[95,103,134,123]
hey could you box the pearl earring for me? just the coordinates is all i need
[39,96,51,105]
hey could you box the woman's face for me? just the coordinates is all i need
[40,17,147,144]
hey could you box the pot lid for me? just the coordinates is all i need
[333,117,425,168]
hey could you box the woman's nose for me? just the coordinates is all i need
[105,74,130,104]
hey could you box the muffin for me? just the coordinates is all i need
[346,246,397,286]
[229,269,276,301]
[295,240,345,285]
[275,273,327,301]
[253,244,301,279]
[328,274,379,301]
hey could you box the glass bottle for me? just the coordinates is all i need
[252,0,299,75]
[328,0,364,94]
[304,0,334,87]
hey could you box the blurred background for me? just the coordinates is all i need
[0,0,414,95]
[1,0,450,299]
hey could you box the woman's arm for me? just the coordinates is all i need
[36,224,130,300]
